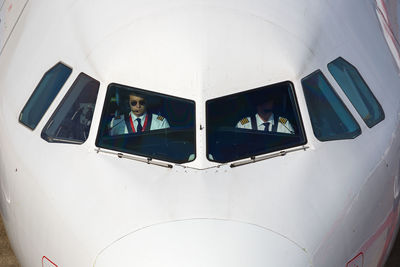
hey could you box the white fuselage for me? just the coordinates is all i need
[0,0,400,266]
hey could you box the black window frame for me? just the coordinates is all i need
[41,72,100,144]
[327,57,385,128]
[301,69,362,142]
[96,83,197,164]
[206,81,307,163]
[19,62,72,130]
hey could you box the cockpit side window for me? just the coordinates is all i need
[96,84,196,164]
[19,62,72,129]
[301,70,361,141]
[41,73,100,144]
[327,57,385,128]
[206,81,307,163]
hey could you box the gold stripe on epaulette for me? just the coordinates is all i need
[157,115,164,121]
[240,118,249,125]
[279,117,287,124]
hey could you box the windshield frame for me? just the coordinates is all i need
[206,81,307,163]
[95,83,196,164]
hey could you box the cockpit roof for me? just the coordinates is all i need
[65,0,345,99]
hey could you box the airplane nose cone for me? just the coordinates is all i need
[94,219,310,267]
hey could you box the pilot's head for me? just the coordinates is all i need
[256,98,275,121]
[129,92,147,117]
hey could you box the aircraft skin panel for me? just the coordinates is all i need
[94,220,310,266]
[5,125,398,267]
[376,0,400,72]
[0,0,28,55]
[0,0,399,266]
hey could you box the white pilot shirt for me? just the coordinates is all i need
[109,111,170,136]
[236,113,294,134]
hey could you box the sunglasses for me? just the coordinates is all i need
[130,100,146,106]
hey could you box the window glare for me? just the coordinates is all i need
[301,70,361,141]
[19,63,72,129]
[42,73,100,144]
[328,57,384,128]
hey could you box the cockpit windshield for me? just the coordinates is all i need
[96,84,196,163]
[206,82,306,163]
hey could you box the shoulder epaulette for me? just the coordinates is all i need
[157,115,165,121]
[279,117,288,124]
[240,117,249,125]
[113,111,121,119]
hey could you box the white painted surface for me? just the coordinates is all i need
[0,0,28,54]
[95,220,310,267]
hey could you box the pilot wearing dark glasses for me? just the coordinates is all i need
[109,91,169,136]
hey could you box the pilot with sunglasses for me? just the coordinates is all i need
[109,92,169,136]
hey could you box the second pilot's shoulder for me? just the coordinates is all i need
[278,116,289,125]
[239,117,251,125]
[110,114,126,124]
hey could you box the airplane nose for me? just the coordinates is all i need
[94,219,311,267]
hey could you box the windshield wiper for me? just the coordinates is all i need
[95,148,173,168]
[230,146,309,168]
